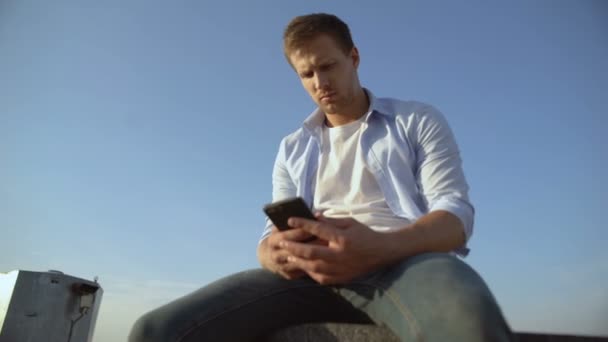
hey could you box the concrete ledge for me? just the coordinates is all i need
[265,323,607,342]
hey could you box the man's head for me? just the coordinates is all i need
[283,13,354,59]
[283,13,363,116]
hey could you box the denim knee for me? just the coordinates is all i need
[407,254,512,340]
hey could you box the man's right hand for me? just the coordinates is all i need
[257,226,318,280]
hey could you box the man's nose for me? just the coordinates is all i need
[313,72,329,90]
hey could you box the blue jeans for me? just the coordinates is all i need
[129,253,514,341]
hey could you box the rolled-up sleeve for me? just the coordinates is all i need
[414,105,475,243]
[259,138,298,243]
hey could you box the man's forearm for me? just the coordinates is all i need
[384,210,466,264]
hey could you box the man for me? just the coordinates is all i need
[129,13,514,342]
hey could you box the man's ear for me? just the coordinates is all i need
[351,46,360,69]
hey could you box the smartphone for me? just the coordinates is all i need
[263,197,317,231]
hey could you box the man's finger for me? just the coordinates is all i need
[280,228,316,242]
[269,229,310,248]
[281,262,302,273]
[271,249,290,264]
[287,256,334,275]
[280,240,337,261]
[288,217,342,242]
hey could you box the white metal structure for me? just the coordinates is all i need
[0,270,103,342]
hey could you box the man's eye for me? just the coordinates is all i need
[320,63,334,71]
[301,72,313,78]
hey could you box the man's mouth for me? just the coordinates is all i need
[320,92,336,101]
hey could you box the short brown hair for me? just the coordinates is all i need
[283,13,354,59]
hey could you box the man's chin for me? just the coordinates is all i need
[320,103,340,115]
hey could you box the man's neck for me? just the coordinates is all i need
[324,88,369,128]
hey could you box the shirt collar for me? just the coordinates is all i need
[302,88,390,135]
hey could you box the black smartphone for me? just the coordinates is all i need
[263,197,317,231]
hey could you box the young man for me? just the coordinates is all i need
[129,13,514,342]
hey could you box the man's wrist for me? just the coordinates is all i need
[382,227,420,264]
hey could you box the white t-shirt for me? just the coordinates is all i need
[313,117,411,232]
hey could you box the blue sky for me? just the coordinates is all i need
[1,1,606,340]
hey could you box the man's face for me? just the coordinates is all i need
[288,34,360,115]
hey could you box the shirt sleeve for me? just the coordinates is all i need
[259,138,298,243]
[413,105,475,247]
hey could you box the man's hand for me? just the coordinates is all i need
[278,214,396,285]
[257,226,322,280]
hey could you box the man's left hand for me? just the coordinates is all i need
[279,214,398,285]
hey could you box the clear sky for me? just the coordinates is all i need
[1,1,606,341]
